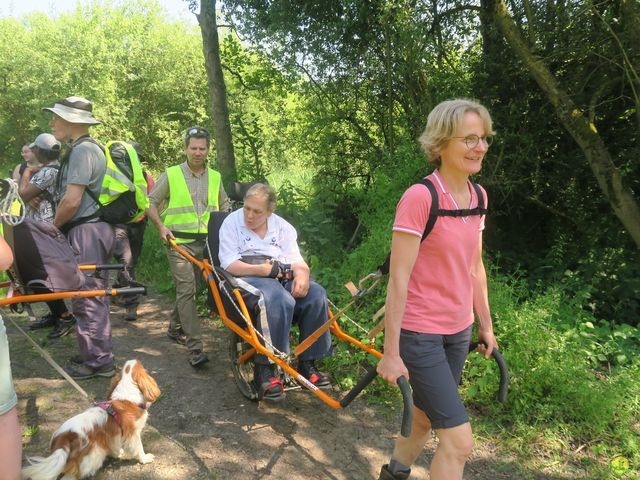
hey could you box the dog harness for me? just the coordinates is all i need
[94,401,121,426]
[94,400,148,427]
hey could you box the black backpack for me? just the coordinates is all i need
[378,177,487,275]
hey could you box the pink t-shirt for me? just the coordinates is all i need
[392,171,486,334]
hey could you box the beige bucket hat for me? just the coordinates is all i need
[42,96,101,125]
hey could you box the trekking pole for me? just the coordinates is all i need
[5,316,90,402]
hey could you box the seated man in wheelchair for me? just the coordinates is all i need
[218,183,332,401]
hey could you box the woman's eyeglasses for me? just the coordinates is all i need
[451,134,493,149]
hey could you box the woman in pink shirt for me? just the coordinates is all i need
[377,99,499,480]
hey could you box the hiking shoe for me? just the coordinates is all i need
[29,313,58,330]
[189,350,209,367]
[64,363,115,380]
[47,316,76,339]
[69,355,84,365]
[298,360,332,389]
[379,465,411,480]
[253,364,285,402]
[124,305,138,321]
[167,329,187,345]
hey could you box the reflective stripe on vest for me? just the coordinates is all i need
[99,141,150,223]
[163,165,220,243]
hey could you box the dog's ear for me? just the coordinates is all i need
[107,372,123,399]
[132,361,161,403]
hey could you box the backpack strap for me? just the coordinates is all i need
[435,182,487,217]
[377,178,438,275]
[377,179,486,275]
[56,136,105,233]
[416,178,439,241]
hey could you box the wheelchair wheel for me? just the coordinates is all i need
[228,330,259,401]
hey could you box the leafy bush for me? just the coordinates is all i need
[137,227,173,295]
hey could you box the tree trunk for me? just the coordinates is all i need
[487,0,640,249]
[197,0,237,183]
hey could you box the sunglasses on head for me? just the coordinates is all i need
[185,126,210,139]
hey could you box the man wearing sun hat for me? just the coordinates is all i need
[42,96,116,380]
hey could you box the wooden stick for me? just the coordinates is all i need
[367,306,386,340]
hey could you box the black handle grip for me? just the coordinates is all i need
[110,287,147,296]
[468,342,509,403]
[397,376,413,438]
[339,365,378,408]
[93,264,125,271]
[340,366,413,438]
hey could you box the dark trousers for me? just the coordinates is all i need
[67,221,115,369]
[113,221,146,307]
[30,286,69,318]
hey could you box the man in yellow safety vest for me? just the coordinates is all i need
[146,126,229,367]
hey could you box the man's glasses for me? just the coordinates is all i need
[185,126,210,139]
[451,134,493,149]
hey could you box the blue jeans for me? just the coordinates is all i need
[239,277,332,365]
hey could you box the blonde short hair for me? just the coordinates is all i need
[418,99,495,165]
[244,183,277,211]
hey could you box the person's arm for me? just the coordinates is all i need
[0,235,13,270]
[471,232,498,358]
[18,167,44,203]
[219,214,273,277]
[145,203,174,241]
[53,184,85,229]
[225,259,274,277]
[290,261,310,298]
[376,231,420,386]
[145,172,173,240]
[278,220,309,298]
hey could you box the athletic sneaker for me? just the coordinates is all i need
[298,360,332,389]
[253,364,285,402]
[64,363,115,380]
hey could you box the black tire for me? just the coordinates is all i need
[228,330,259,401]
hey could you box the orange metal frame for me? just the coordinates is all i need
[0,265,137,308]
[169,239,383,409]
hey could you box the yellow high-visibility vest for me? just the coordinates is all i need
[99,141,149,223]
[162,165,220,243]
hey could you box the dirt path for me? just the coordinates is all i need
[8,290,556,480]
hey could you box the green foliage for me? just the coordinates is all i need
[462,274,640,468]
[1,1,639,475]
[137,226,173,294]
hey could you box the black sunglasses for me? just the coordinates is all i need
[185,126,210,139]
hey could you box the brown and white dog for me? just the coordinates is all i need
[22,359,161,480]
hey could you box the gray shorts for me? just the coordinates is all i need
[399,326,472,429]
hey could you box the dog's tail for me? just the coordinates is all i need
[21,448,68,480]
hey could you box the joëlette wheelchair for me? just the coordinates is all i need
[167,182,507,438]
